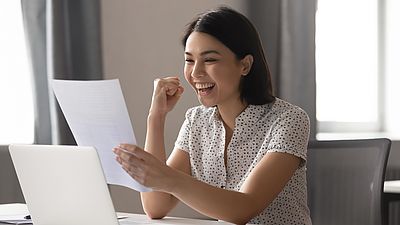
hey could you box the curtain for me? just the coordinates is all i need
[21,0,103,145]
[248,0,317,139]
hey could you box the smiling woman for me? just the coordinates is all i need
[0,1,34,144]
[113,6,312,225]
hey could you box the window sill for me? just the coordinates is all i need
[316,132,400,141]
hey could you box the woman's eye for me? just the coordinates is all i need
[185,59,194,64]
[204,58,218,63]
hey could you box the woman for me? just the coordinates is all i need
[113,6,311,225]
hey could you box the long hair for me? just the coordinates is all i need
[182,6,275,105]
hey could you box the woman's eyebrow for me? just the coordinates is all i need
[185,50,221,56]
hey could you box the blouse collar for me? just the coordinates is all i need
[209,103,271,128]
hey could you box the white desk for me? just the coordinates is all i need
[0,210,232,225]
[117,213,232,224]
[384,180,400,203]
[383,180,400,225]
[384,180,400,194]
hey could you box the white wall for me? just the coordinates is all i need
[101,0,247,218]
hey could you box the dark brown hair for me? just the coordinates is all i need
[182,6,275,105]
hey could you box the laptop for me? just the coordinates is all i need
[8,144,123,225]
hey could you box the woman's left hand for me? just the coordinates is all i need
[112,144,177,192]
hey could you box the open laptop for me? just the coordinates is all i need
[8,144,124,225]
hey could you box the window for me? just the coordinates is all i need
[384,0,400,137]
[0,1,34,144]
[316,0,400,139]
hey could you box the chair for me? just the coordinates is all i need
[307,138,391,225]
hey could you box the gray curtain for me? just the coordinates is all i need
[248,0,317,139]
[21,0,103,145]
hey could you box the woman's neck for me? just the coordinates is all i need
[217,99,248,131]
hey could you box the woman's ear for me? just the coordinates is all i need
[241,55,254,76]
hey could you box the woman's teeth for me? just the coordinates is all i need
[195,83,215,90]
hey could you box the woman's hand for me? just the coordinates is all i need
[149,77,184,116]
[113,144,177,192]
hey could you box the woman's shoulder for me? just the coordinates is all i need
[268,98,309,119]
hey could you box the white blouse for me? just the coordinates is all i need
[174,98,312,225]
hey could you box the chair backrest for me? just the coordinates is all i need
[307,138,391,225]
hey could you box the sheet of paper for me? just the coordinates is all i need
[52,79,151,192]
[0,220,32,224]
[0,203,32,224]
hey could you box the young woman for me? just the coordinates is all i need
[113,7,312,225]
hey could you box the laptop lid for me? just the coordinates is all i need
[8,144,119,225]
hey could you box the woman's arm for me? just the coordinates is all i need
[137,77,187,218]
[170,152,300,224]
[140,113,191,218]
[114,145,300,225]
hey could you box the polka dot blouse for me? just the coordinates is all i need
[174,98,312,225]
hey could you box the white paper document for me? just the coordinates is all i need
[52,79,151,192]
[0,203,32,224]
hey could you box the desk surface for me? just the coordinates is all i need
[0,212,232,225]
[0,203,237,225]
[384,180,400,194]
[117,213,232,224]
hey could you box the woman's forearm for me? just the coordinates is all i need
[144,113,167,160]
[168,171,264,225]
[141,113,177,218]
[166,153,300,224]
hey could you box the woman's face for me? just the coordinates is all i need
[184,32,246,108]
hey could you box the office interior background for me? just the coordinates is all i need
[1,0,399,222]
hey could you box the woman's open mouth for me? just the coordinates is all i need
[195,83,215,95]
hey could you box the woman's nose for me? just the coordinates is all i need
[191,62,205,78]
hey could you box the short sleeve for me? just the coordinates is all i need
[174,108,194,153]
[267,108,310,165]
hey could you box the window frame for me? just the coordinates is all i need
[316,0,393,139]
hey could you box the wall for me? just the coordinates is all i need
[101,0,247,218]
